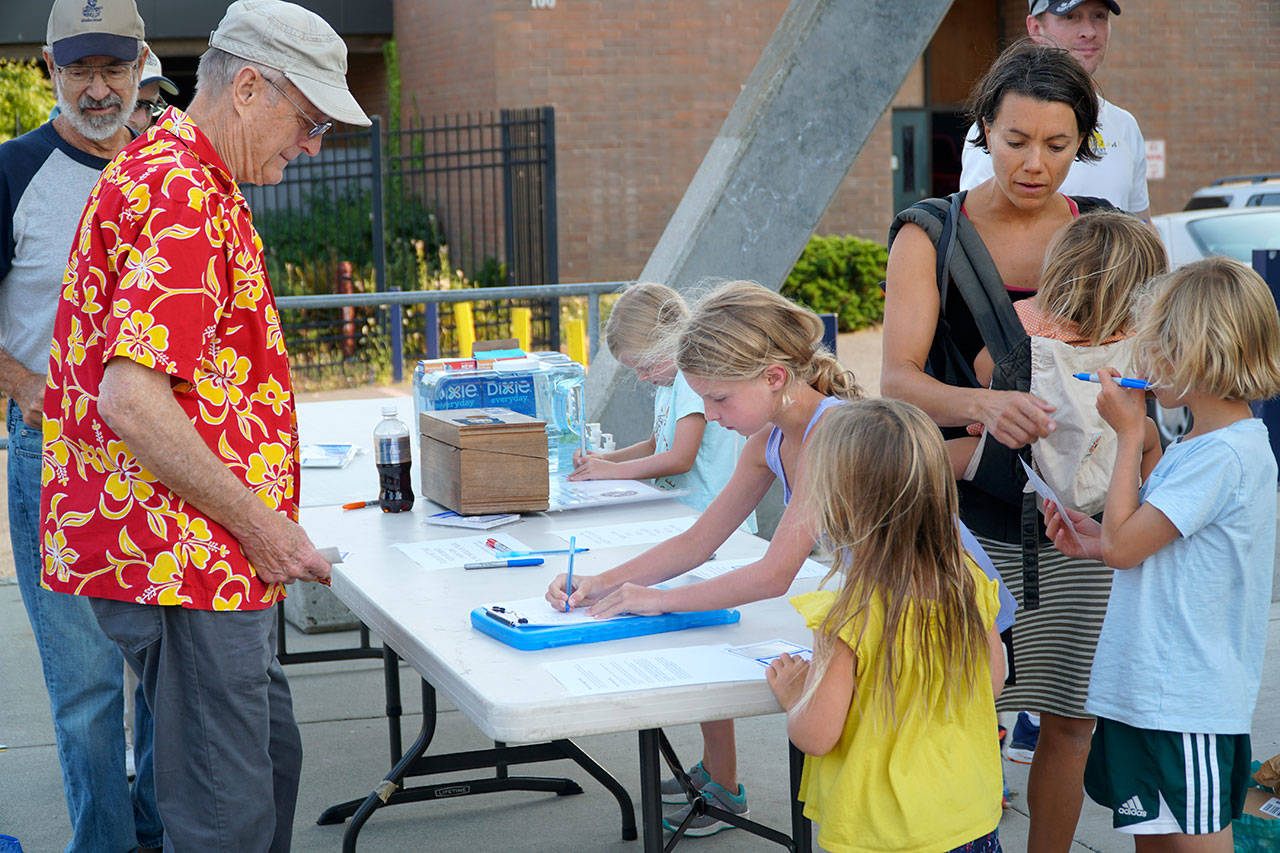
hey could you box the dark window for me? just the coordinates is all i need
[1184,195,1231,210]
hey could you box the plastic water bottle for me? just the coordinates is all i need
[373,405,414,513]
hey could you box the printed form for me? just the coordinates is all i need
[393,534,536,570]
[543,644,767,696]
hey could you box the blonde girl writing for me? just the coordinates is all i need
[569,283,750,528]
[545,279,860,835]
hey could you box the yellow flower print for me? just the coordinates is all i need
[244,443,291,506]
[118,242,171,292]
[42,417,71,488]
[126,181,151,215]
[114,310,169,367]
[231,265,267,310]
[249,376,290,416]
[101,439,156,506]
[43,528,80,584]
[264,304,284,354]
[171,512,215,571]
[144,552,190,606]
[196,348,250,409]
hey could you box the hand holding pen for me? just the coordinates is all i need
[1090,367,1150,438]
[1073,372,1151,390]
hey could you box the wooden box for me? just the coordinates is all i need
[419,407,549,514]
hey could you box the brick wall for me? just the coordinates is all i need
[393,0,1277,283]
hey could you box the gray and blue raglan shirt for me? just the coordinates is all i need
[0,122,110,373]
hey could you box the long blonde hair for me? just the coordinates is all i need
[1134,257,1280,401]
[604,282,687,364]
[676,281,861,399]
[802,399,988,725]
[1034,211,1168,345]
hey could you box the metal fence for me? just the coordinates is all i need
[243,107,560,384]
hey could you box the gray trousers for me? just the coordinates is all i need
[90,599,301,853]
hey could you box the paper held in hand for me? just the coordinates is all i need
[1020,458,1083,549]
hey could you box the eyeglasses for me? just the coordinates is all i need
[134,97,167,120]
[263,75,332,139]
[57,63,136,86]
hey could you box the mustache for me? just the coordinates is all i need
[79,92,124,111]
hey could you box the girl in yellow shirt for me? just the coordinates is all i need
[767,399,1006,852]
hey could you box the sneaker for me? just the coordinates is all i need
[660,760,711,805]
[1006,711,1039,765]
[662,781,749,837]
[125,748,136,781]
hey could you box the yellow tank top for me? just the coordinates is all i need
[789,561,1002,852]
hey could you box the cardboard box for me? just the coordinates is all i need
[419,407,549,514]
[1243,787,1280,820]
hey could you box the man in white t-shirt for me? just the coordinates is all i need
[960,0,1150,220]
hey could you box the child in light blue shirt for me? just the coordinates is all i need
[1045,258,1280,848]
[571,282,753,531]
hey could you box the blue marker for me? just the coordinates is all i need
[1073,372,1152,391]
[564,536,577,613]
[462,557,545,570]
[505,547,590,558]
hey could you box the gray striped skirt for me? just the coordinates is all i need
[977,535,1114,719]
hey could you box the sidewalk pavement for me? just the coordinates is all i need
[4,571,1280,851]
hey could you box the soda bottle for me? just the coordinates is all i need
[373,404,414,512]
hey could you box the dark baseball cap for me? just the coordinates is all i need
[1029,0,1121,14]
[47,0,145,66]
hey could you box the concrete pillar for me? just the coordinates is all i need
[588,0,955,446]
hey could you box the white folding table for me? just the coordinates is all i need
[302,493,820,852]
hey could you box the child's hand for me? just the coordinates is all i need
[586,582,667,618]
[567,455,621,481]
[1094,367,1148,438]
[545,572,606,611]
[766,652,810,712]
[1043,498,1104,560]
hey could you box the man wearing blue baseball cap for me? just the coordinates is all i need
[0,3,164,850]
[960,0,1150,221]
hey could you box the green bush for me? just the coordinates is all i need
[782,234,887,332]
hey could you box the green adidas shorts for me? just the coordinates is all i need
[1084,717,1250,836]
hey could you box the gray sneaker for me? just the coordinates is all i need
[662,781,749,837]
[659,760,711,805]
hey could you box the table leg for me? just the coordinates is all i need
[638,729,666,853]
[322,677,636,847]
[789,742,812,853]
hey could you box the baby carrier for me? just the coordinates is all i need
[1024,335,1134,517]
[888,190,1114,610]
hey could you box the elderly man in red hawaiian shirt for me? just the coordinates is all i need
[40,0,369,848]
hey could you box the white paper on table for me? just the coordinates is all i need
[551,516,696,550]
[393,534,535,570]
[546,477,682,512]
[727,639,813,666]
[484,594,636,626]
[542,643,767,696]
[1019,458,1083,548]
[685,558,829,583]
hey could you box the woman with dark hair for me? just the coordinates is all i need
[881,40,1115,851]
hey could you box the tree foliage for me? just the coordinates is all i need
[0,60,55,145]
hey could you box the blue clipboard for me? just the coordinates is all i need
[470,606,740,651]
